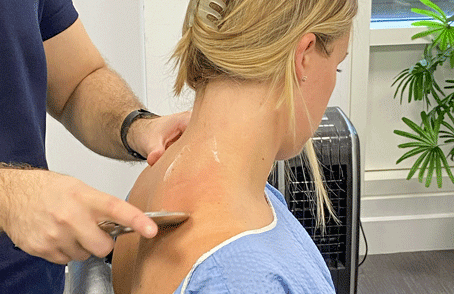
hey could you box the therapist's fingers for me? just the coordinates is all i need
[94,193,158,239]
[75,221,116,258]
[60,239,92,261]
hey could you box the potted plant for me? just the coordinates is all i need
[392,0,454,187]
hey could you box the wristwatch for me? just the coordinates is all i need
[120,109,159,160]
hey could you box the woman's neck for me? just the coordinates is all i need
[167,81,283,196]
[137,79,288,226]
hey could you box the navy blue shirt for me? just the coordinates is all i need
[0,0,78,292]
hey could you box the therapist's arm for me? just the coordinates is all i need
[44,18,190,164]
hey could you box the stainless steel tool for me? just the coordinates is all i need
[98,211,190,238]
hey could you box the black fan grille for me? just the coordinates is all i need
[286,163,348,269]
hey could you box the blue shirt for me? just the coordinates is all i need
[0,0,78,292]
[174,183,335,294]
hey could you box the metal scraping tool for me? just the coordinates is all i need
[98,211,190,238]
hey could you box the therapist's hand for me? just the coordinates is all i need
[0,168,157,264]
[126,111,191,166]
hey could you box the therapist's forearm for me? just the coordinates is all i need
[0,164,42,233]
[59,65,146,160]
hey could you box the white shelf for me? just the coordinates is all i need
[370,22,429,46]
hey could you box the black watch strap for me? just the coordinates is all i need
[120,109,159,160]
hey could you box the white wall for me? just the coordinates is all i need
[144,0,194,115]
[46,0,147,199]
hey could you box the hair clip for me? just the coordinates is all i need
[188,0,227,29]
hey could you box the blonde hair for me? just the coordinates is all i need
[172,0,357,228]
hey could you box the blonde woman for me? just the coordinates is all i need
[113,0,357,293]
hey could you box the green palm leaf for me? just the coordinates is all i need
[398,142,431,148]
[435,150,443,187]
[437,148,454,183]
[419,150,434,183]
[403,116,434,142]
[441,120,454,134]
[411,1,454,51]
[407,150,430,180]
[446,80,454,89]
[394,112,448,187]
[411,8,445,23]
[419,0,447,19]
[411,28,444,41]
[394,130,432,144]
[448,148,454,161]
[392,70,413,104]
[440,121,454,146]
[392,69,410,87]
[411,20,445,28]
[396,146,428,164]
[424,150,436,187]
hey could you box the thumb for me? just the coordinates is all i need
[147,145,165,166]
[146,130,181,166]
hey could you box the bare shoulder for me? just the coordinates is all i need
[112,166,156,294]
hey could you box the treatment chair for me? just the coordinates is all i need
[64,256,114,294]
